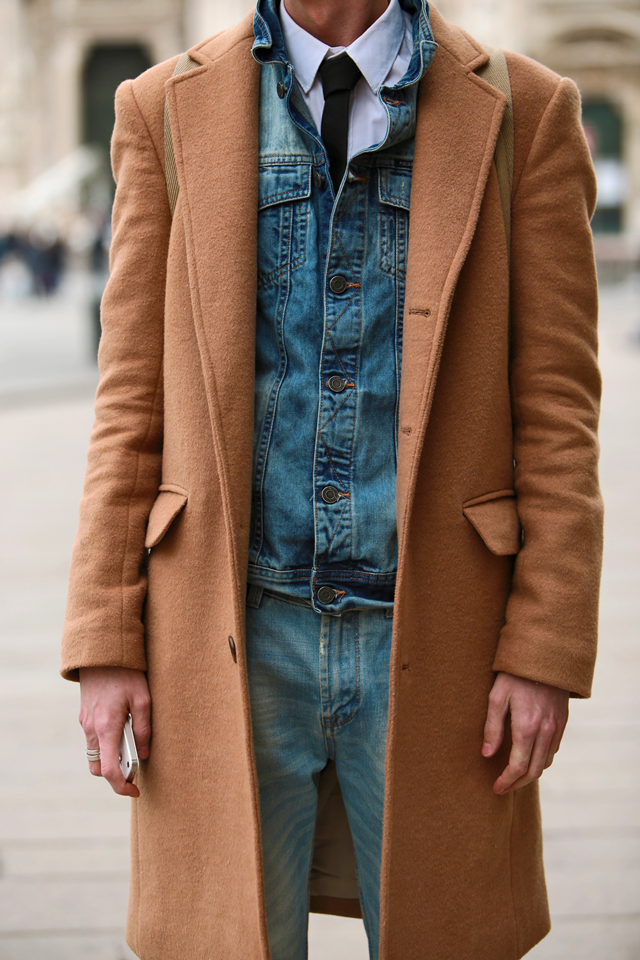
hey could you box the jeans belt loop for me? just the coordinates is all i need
[246,583,265,609]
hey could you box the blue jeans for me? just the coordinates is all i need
[245,586,393,960]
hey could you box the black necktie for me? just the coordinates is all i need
[319,54,362,193]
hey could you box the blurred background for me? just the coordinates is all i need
[0,1,638,958]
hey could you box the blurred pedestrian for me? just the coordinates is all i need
[25,226,65,296]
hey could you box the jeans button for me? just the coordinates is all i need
[276,81,286,99]
[329,275,348,294]
[313,169,324,189]
[327,376,347,393]
[321,485,340,504]
[317,586,337,604]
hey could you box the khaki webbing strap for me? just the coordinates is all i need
[164,53,200,217]
[476,47,514,262]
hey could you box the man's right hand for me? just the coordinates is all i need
[79,666,151,798]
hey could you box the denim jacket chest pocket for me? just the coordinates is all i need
[258,161,312,290]
[378,165,411,279]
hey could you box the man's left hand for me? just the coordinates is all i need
[482,672,570,795]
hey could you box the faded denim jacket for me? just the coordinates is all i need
[248,0,437,615]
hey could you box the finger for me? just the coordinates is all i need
[544,710,569,769]
[493,714,537,794]
[482,685,509,757]
[84,732,102,778]
[502,718,556,792]
[130,691,152,760]
[494,744,530,794]
[96,721,140,799]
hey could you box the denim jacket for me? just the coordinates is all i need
[248,0,437,615]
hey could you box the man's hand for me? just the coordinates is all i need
[79,667,151,799]
[482,671,569,795]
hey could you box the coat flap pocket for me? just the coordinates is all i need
[378,165,412,210]
[145,486,188,549]
[258,161,312,210]
[462,491,521,556]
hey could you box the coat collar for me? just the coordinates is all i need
[164,5,507,603]
[393,5,508,554]
[164,12,259,616]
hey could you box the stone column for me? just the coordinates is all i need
[435,0,531,53]
[0,0,28,202]
[618,76,640,238]
[185,0,255,47]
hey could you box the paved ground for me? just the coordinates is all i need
[0,274,638,959]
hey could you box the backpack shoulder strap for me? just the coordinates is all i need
[164,53,200,217]
[475,47,514,261]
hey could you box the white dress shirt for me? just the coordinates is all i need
[280,0,414,160]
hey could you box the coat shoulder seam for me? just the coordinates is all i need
[126,79,166,178]
[511,75,566,205]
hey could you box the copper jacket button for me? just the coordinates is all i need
[317,586,337,604]
[328,376,347,392]
[321,486,340,504]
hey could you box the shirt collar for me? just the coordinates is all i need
[279,0,407,96]
[278,2,330,94]
[253,0,437,93]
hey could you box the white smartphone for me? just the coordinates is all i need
[119,715,139,783]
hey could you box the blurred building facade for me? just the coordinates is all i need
[1,0,640,251]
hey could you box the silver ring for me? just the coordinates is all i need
[85,749,101,760]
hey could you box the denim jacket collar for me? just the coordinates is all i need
[253,0,438,91]
[279,0,407,96]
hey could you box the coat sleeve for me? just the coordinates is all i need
[61,79,171,681]
[492,76,604,698]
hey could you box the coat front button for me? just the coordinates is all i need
[313,169,324,189]
[329,275,348,294]
[328,376,347,393]
[276,81,286,99]
[317,586,337,604]
[321,485,340,504]
[228,636,237,662]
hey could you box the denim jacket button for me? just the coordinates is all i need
[276,81,286,99]
[328,376,347,393]
[321,485,340,504]
[329,275,348,294]
[317,586,337,604]
[313,169,324,189]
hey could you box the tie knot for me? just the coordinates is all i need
[319,53,362,98]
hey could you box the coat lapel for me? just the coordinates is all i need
[165,15,259,610]
[395,16,507,553]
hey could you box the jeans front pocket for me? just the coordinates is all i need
[258,161,312,290]
[378,165,411,279]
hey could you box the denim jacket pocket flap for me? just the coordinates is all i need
[378,166,412,211]
[145,486,188,549]
[258,162,312,210]
[462,491,522,556]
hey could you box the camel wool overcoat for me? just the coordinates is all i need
[61,5,603,959]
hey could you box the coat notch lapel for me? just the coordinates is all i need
[165,24,260,602]
[396,41,507,550]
